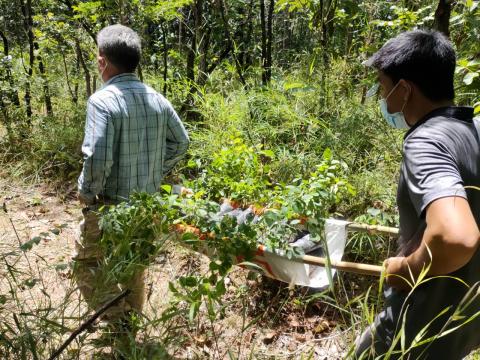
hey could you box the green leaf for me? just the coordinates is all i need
[23,278,39,288]
[463,72,479,85]
[54,263,69,271]
[168,282,178,294]
[20,237,42,251]
[260,149,275,158]
[283,82,305,91]
[161,184,172,194]
[322,148,332,161]
[189,301,199,322]
[474,102,480,115]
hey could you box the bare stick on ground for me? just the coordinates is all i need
[47,289,131,360]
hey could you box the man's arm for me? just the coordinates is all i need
[77,98,115,204]
[386,196,480,290]
[162,103,190,175]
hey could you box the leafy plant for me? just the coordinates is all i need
[99,191,181,284]
[185,136,274,205]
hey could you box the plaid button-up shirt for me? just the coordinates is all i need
[78,73,189,203]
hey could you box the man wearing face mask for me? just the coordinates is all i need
[74,25,189,335]
[355,30,480,359]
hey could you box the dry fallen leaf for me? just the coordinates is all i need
[293,333,307,342]
[194,335,206,345]
[313,320,330,334]
[288,314,300,327]
[263,330,277,344]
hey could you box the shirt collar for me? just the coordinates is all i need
[404,106,474,140]
[103,73,139,86]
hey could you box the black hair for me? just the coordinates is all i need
[365,29,456,101]
[97,25,141,73]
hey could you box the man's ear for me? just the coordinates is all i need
[98,55,107,69]
[398,79,412,101]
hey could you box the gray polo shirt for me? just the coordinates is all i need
[391,107,480,358]
[397,106,480,258]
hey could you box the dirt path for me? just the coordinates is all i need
[0,176,349,359]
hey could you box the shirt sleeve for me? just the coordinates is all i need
[77,97,115,203]
[162,101,190,175]
[402,131,467,217]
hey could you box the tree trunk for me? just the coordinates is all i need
[34,42,53,116]
[218,0,247,86]
[161,23,168,95]
[75,40,92,98]
[196,0,209,87]
[118,0,127,25]
[186,11,196,85]
[137,63,143,82]
[20,0,34,123]
[0,30,20,106]
[62,52,77,104]
[323,0,336,65]
[433,0,454,38]
[245,0,255,69]
[260,0,267,85]
[265,0,274,83]
[74,48,80,102]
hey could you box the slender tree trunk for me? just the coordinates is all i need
[62,52,77,104]
[34,42,53,116]
[323,0,336,65]
[245,0,255,69]
[0,30,20,106]
[0,30,10,132]
[265,0,274,83]
[183,4,200,120]
[260,0,267,85]
[20,0,34,123]
[161,23,168,95]
[118,0,127,25]
[433,0,454,38]
[75,39,92,98]
[219,0,247,86]
[195,0,210,87]
[345,26,353,56]
[186,12,196,85]
[74,48,80,102]
[137,63,144,82]
[178,15,183,50]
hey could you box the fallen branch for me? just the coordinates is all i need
[47,289,131,360]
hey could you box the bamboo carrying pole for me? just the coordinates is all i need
[300,254,383,277]
[346,223,399,237]
[172,214,398,278]
[294,222,399,277]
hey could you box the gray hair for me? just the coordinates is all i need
[97,24,141,72]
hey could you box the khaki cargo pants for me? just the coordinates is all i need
[73,204,145,323]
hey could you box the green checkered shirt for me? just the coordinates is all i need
[78,73,189,203]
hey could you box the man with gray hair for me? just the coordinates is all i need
[74,24,189,335]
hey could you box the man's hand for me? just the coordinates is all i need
[384,256,412,291]
[385,196,480,292]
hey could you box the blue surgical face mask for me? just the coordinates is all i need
[379,82,410,129]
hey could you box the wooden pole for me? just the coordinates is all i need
[300,254,383,277]
[347,223,399,237]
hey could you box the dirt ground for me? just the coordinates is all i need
[0,175,350,359]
